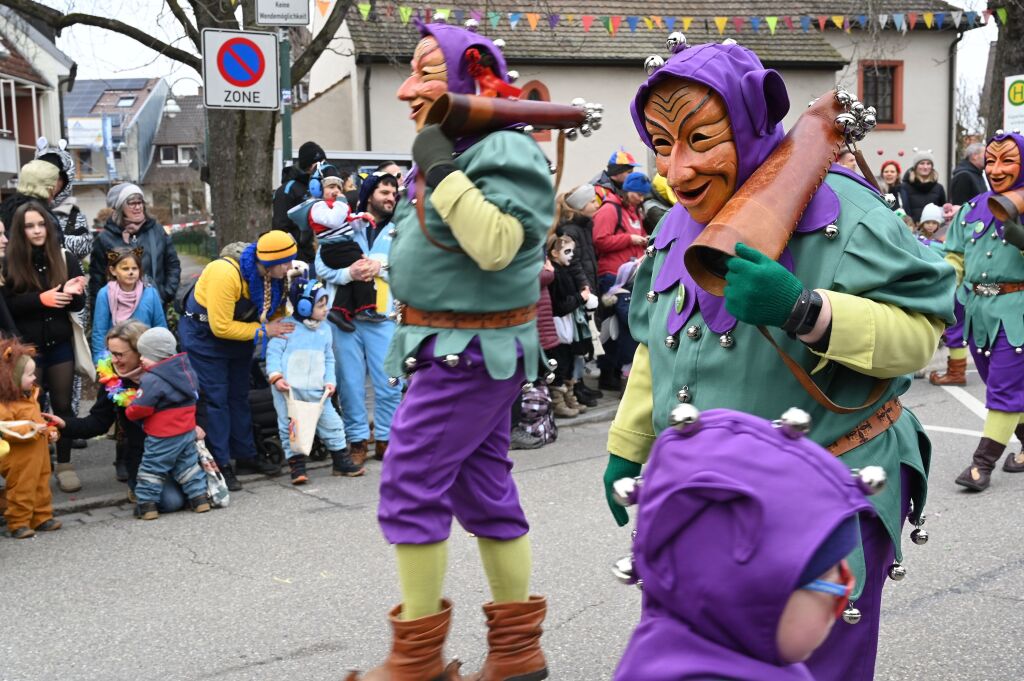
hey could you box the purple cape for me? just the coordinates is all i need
[962,131,1024,238]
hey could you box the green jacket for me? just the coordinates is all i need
[386,131,554,380]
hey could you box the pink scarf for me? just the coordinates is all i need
[107,280,143,324]
[121,220,145,244]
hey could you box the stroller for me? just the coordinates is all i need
[249,360,329,465]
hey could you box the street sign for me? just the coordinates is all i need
[256,0,310,26]
[1005,75,1024,132]
[202,29,280,110]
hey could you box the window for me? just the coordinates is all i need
[116,96,136,108]
[178,145,198,165]
[857,61,904,131]
[159,146,177,164]
[76,149,95,177]
[519,80,552,142]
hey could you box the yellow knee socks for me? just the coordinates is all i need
[396,541,448,620]
[949,346,968,361]
[983,411,1022,446]
[478,535,532,604]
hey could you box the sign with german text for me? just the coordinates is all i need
[256,0,310,26]
[1005,75,1024,132]
[202,29,280,111]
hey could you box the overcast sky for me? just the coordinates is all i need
[56,0,999,97]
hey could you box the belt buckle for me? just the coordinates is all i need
[976,283,1000,297]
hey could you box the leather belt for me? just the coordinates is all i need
[397,303,536,329]
[826,398,903,457]
[972,281,1024,297]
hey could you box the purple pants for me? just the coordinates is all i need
[971,329,1024,412]
[378,338,530,545]
[805,466,912,681]
[943,298,965,347]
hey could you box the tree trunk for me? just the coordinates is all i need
[205,107,279,247]
[987,0,1024,135]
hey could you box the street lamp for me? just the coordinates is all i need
[162,75,212,214]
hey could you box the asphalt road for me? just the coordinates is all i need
[1,352,1022,681]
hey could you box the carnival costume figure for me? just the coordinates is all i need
[602,38,955,681]
[345,22,552,681]
[946,131,1024,491]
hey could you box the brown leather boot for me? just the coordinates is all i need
[465,596,549,681]
[345,600,462,681]
[929,357,967,386]
[956,438,1006,491]
[1003,424,1024,473]
[349,440,369,467]
[375,440,389,461]
[563,380,587,414]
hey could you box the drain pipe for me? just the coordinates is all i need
[363,56,373,151]
[948,29,964,187]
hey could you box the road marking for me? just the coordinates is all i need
[940,386,989,421]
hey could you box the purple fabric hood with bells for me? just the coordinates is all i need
[613,409,874,681]
[629,42,850,335]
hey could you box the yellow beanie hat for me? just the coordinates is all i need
[17,159,60,200]
[256,230,298,267]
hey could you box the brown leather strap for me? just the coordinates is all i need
[756,326,892,415]
[827,398,903,456]
[415,173,464,255]
[971,281,1024,296]
[852,149,882,192]
[554,129,566,193]
[399,303,537,329]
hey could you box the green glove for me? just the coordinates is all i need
[603,454,642,527]
[412,124,456,187]
[724,242,805,327]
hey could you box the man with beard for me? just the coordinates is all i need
[315,171,402,468]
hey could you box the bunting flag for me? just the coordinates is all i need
[750,16,761,32]
[923,12,933,28]
[653,16,663,29]
[433,7,450,22]
[714,16,728,34]
[358,2,371,20]
[843,16,850,32]
[935,12,944,28]
[526,12,540,29]
[893,13,905,31]
[666,16,677,30]
[582,15,594,31]
[549,13,560,28]
[997,7,1008,24]
[470,10,482,21]
[966,11,977,26]
[857,15,868,28]
[626,15,640,32]
[817,16,827,31]
[783,16,795,31]
[385,3,394,17]
[831,15,843,28]
[907,11,917,29]
[799,16,810,32]
[983,9,992,23]
[951,10,962,27]
[608,15,622,35]
[508,12,521,28]
[487,10,500,27]
[766,16,778,34]
[878,14,889,28]
[681,17,691,31]
[398,4,412,23]
[642,16,654,30]
[732,16,745,32]
[316,0,331,18]
[453,8,464,23]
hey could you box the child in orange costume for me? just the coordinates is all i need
[0,338,62,539]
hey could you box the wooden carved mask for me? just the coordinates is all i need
[397,37,449,132]
[985,138,1022,193]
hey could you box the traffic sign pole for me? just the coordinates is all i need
[280,29,292,169]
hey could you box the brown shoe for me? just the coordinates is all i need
[344,599,461,681]
[1003,424,1024,473]
[563,380,587,414]
[929,357,967,386]
[33,518,62,532]
[375,439,389,461]
[550,385,578,419]
[956,437,1006,491]
[465,596,549,681]
[349,440,369,467]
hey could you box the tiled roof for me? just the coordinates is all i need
[143,163,201,186]
[63,78,153,118]
[347,1,966,67]
[0,35,47,86]
[153,94,204,146]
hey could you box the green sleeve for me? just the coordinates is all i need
[607,343,657,464]
[430,171,525,271]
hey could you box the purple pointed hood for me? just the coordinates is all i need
[414,20,510,96]
[963,131,1024,238]
[615,409,874,679]
[630,42,844,334]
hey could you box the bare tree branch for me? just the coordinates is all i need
[0,0,201,70]
[166,0,201,49]
[291,0,352,82]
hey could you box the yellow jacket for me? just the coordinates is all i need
[193,258,285,342]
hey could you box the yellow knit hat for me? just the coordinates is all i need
[256,230,298,267]
[17,159,60,200]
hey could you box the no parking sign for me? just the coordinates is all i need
[202,28,280,110]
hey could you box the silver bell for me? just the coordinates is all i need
[888,562,907,581]
[590,119,603,131]
[571,97,586,108]
[666,31,687,53]
[834,113,857,133]
[883,193,897,209]
[910,528,929,545]
[719,333,734,349]
[521,382,534,394]
[842,606,862,624]
[645,245,656,258]
[464,18,479,30]
[835,90,853,107]
[443,354,459,368]
[776,407,812,438]
[646,290,658,303]
[996,128,1005,136]
[722,38,737,46]
[580,124,593,137]
[565,128,579,142]
[493,38,506,49]
[545,372,556,385]
[1016,347,1023,355]
[677,386,691,403]
[850,101,865,115]
[686,325,702,340]
[865,105,877,117]
[522,124,535,134]
[612,476,643,507]
[506,70,519,83]
[547,358,558,370]
[387,376,400,387]
[612,555,638,585]
[665,335,678,349]
[824,224,839,239]
[854,465,887,496]
[388,228,397,237]
[403,357,417,372]
[644,55,665,75]
[670,404,701,433]
[862,114,877,129]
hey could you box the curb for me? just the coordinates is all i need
[556,402,618,428]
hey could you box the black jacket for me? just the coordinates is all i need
[549,263,585,318]
[950,159,988,205]
[556,216,599,292]
[2,248,85,351]
[63,376,144,482]
[0,193,61,233]
[89,217,181,305]
[272,166,316,263]
[900,172,946,222]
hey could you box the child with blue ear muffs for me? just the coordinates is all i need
[264,277,365,483]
